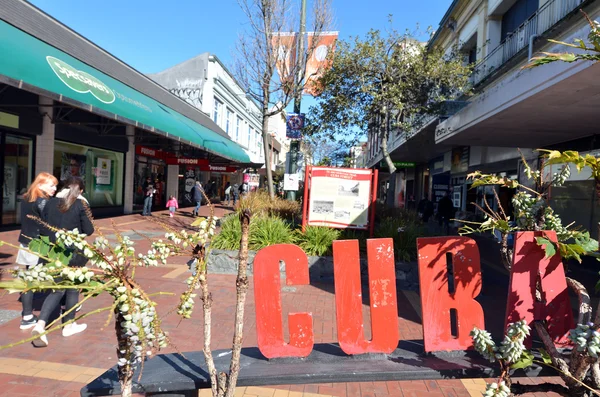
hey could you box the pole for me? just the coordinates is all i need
[287,0,307,201]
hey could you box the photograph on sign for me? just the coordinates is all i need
[308,167,372,229]
[284,173,299,191]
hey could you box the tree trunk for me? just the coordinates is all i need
[380,107,396,208]
[224,210,252,397]
[262,110,275,198]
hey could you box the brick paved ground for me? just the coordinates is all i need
[0,205,566,396]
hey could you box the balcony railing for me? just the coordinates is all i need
[472,0,584,86]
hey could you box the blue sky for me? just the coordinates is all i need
[30,0,453,113]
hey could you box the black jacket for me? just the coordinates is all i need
[42,197,95,267]
[192,184,204,201]
[18,198,48,245]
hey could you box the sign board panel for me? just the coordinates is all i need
[307,167,372,229]
[284,173,299,191]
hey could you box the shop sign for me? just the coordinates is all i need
[165,157,209,166]
[431,173,450,204]
[135,145,165,160]
[47,56,115,104]
[379,160,416,169]
[429,155,445,175]
[284,173,299,191]
[200,164,237,173]
[0,111,19,129]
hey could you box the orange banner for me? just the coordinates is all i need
[304,32,338,96]
[272,32,297,93]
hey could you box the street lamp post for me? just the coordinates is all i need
[287,0,307,201]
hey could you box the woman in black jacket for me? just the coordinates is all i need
[31,177,94,347]
[16,172,58,330]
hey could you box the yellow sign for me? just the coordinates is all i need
[0,111,18,129]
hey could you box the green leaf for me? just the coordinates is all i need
[537,348,552,365]
[535,237,556,258]
[511,350,534,369]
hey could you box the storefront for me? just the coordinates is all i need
[52,140,124,208]
[134,146,167,212]
[1,130,34,226]
[175,160,237,205]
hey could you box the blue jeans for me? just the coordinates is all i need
[143,196,153,215]
[194,201,201,215]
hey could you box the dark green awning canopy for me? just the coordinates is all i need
[0,20,250,163]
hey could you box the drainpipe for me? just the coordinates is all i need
[528,34,540,61]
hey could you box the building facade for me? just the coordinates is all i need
[366,0,599,229]
[0,1,250,227]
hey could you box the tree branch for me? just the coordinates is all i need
[566,277,592,325]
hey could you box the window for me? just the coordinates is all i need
[501,0,538,41]
[236,117,241,142]
[213,98,222,124]
[248,126,253,147]
[257,135,263,157]
[225,108,233,135]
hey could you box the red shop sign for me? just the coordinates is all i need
[165,157,209,166]
[135,145,165,160]
[199,164,238,173]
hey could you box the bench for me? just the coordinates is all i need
[80,341,552,397]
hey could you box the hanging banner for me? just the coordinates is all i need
[304,32,338,96]
[286,113,305,139]
[307,167,372,229]
[272,32,298,93]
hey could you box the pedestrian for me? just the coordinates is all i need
[437,192,455,235]
[16,172,58,330]
[143,179,156,216]
[224,182,232,206]
[31,177,94,347]
[232,183,240,207]
[239,181,249,197]
[192,181,204,216]
[166,195,179,217]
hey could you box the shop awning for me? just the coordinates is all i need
[0,20,251,163]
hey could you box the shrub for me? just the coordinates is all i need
[374,215,429,262]
[240,191,300,220]
[248,216,294,250]
[294,226,340,256]
[211,214,242,250]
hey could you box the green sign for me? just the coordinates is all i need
[0,111,18,129]
[47,56,115,104]
[380,161,416,169]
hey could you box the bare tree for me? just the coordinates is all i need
[234,0,333,197]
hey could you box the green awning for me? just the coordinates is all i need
[0,20,250,163]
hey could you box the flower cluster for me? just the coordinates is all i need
[17,261,63,283]
[112,285,167,368]
[569,322,600,358]
[61,266,95,283]
[483,381,511,397]
[471,327,498,362]
[552,165,571,187]
[55,228,89,250]
[177,293,197,319]
[498,320,530,363]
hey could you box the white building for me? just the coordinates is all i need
[366,0,600,227]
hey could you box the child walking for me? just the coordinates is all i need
[166,195,179,217]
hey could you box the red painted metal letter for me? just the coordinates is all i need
[254,244,314,358]
[333,239,399,355]
[506,231,573,347]
[417,237,485,352]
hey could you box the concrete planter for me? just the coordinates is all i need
[206,249,419,291]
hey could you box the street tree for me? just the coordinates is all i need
[306,25,472,203]
[233,0,332,198]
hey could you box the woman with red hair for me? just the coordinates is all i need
[16,172,58,329]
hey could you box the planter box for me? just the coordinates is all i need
[206,249,419,291]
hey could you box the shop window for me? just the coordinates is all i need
[1,134,33,225]
[53,141,124,208]
[226,108,233,135]
[213,98,223,125]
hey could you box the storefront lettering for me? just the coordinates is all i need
[254,235,571,358]
[46,56,115,104]
[141,147,156,157]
